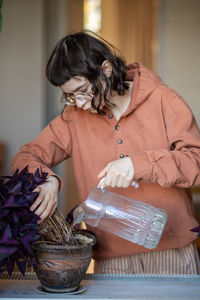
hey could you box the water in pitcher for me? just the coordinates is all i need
[72,187,168,249]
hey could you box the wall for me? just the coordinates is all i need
[0,0,83,214]
[44,0,83,214]
[157,0,200,126]
[0,0,45,174]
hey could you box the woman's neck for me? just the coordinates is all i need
[109,81,133,121]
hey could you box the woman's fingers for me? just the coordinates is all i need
[29,176,59,223]
[98,157,136,189]
[30,187,43,212]
[110,174,119,187]
[33,193,49,217]
[105,169,120,187]
[38,198,57,223]
[97,163,111,179]
[116,172,130,188]
[49,203,57,218]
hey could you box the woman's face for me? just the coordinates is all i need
[60,76,104,113]
[60,61,112,113]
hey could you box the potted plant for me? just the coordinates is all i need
[33,209,96,293]
[0,166,96,293]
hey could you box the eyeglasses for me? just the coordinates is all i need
[60,91,93,106]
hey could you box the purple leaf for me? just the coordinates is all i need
[16,195,29,207]
[13,168,19,177]
[16,260,26,276]
[0,246,17,263]
[4,195,18,208]
[0,239,20,246]
[6,259,15,276]
[0,224,12,241]
[24,192,38,205]
[28,257,37,268]
[14,208,29,218]
[190,225,200,233]
[18,166,29,176]
[14,246,25,259]
[12,211,19,223]
[20,224,38,232]
[0,222,5,231]
[42,172,48,178]
[20,233,35,256]
[33,176,43,184]
[0,166,48,276]
[8,181,22,195]
[66,205,78,225]
[0,208,9,219]
[31,233,40,242]
[34,168,40,178]
[0,225,20,246]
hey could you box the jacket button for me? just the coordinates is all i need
[118,139,123,144]
[108,114,113,119]
[115,125,120,130]
[120,154,124,158]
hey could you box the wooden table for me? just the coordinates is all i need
[0,273,200,300]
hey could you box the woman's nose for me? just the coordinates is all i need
[75,99,85,108]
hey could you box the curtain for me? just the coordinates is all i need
[101,0,158,69]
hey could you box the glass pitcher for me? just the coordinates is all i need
[73,187,168,249]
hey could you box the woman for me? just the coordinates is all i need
[12,31,200,274]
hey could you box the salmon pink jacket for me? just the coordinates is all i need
[11,63,200,259]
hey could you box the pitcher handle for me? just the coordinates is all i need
[97,177,139,190]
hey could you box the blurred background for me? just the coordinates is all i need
[0,0,200,224]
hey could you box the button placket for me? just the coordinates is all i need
[114,121,126,159]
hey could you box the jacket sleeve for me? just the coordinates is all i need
[131,95,200,188]
[11,115,71,189]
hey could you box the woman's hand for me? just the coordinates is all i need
[30,176,59,223]
[97,157,136,188]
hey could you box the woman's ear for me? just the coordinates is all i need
[102,60,112,78]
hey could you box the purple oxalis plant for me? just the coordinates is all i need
[0,166,48,276]
[190,225,200,237]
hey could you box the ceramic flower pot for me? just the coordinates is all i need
[33,232,96,293]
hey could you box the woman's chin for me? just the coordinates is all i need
[90,110,98,114]
[84,107,97,113]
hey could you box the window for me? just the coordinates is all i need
[83,0,101,33]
